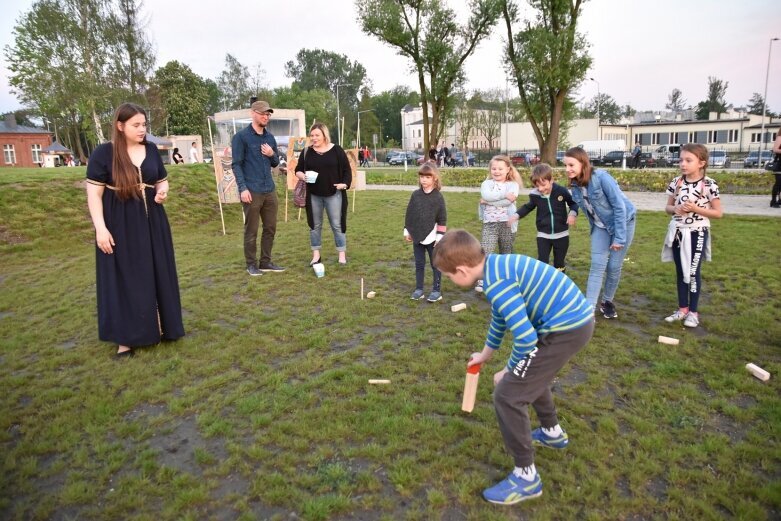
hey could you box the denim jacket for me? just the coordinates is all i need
[569,169,636,246]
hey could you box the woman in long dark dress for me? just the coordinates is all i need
[86,103,185,356]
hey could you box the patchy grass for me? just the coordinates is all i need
[1,165,779,520]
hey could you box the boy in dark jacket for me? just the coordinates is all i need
[508,164,578,272]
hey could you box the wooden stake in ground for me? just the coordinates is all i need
[361,278,364,300]
[461,363,481,413]
[368,379,391,384]
[658,335,679,345]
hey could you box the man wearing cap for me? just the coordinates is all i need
[232,100,285,275]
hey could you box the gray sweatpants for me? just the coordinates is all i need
[493,320,594,467]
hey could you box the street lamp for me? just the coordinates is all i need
[759,37,779,167]
[335,83,354,147]
[589,77,601,140]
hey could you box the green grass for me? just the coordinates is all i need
[1,164,780,520]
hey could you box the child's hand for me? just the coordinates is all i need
[506,215,519,227]
[404,235,412,242]
[493,368,509,386]
[567,215,576,226]
[506,193,517,203]
[467,349,492,368]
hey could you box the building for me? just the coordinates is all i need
[0,115,52,167]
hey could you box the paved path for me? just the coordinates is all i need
[367,185,781,217]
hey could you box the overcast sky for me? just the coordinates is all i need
[2,0,780,116]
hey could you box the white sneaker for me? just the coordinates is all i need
[683,312,699,328]
[664,310,687,323]
[475,280,484,293]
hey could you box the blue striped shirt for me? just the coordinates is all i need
[483,254,593,370]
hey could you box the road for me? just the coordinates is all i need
[367,185,781,217]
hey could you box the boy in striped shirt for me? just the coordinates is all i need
[434,230,594,505]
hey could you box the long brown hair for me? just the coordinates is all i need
[564,147,593,187]
[112,103,147,201]
[681,143,709,175]
[418,162,442,190]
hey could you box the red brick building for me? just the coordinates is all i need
[0,115,52,168]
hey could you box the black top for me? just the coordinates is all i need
[296,145,352,197]
[404,189,447,243]
[516,182,578,235]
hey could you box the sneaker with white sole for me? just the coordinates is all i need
[482,471,543,505]
[246,265,263,276]
[600,300,618,319]
[664,310,687,323]
[683,312,699,328]
[475,280,484,293]
[531,427,569,449]
[426,291,442,303]
[410,289,425,300]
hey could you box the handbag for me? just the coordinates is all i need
[293,179,307,207]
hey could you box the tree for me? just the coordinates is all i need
[109,0,154,99]
[148,61,210,137]
[272,86,337,131]
[580,93,622,124]
[217,54,252,111]
[369,86,420,145]
[747,92,773,117]
[695,76,728,120]
[502,0,592,164]
[665,88,686,111]
[357,0,502,153]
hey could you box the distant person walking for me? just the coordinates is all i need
[232,100,285,276]
[189,142,199,163]
[172,147,183,165]
[770,133,781,208]
[632,143,642,169]
[85,102,185,357]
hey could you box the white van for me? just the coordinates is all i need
[652,144,681,167]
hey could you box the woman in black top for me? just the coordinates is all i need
[172,147,183,164]
[295,123,352,265]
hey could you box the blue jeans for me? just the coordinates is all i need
[310,192,346,252]
[413,242,441,292]
[585,217,636,309]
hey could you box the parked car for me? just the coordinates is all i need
[708,150,731,168]
[451,151,475,167]
[743,150,774,168]
[652,144,681,167]
[593,150,631,167]
[387,151,419,165]
[510,152,528,167]
[556,151,566,165]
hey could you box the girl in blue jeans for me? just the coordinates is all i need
[565,147,636,319]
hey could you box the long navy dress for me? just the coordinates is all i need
[86,142,185,347]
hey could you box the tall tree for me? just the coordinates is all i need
[665,88,686,111]
[369,86,420,145]
[502,0,591,164]
[148,61,210,137]
[695,76,728,120]
[272,86,337,132]
[217,53,252,111]
[357,0,502,153]
[580,93,622,124]
[747,92,773,117]
[109,0,154,99]
[475,109,502,149]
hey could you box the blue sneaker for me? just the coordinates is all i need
[483,471,542,505]
[531,427,569,449]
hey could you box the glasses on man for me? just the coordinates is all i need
[254,111,271,117]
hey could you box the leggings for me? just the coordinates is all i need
[772,174,781,202]
[672,228,707,312]
[481,221,515,255]
[413,242,441,292]
[537,236,569,270]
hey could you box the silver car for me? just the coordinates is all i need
[708,150,731,168]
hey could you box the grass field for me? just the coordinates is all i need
[1,165,780,520]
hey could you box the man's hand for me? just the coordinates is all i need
[260,143,274,157]
[240,190,252,203]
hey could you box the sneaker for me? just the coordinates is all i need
[482,471,543,505]
[410,289,425,300]
[475,280,484,293]
[259,262,286,272]
[664,310,687,323]
[426,291,442,303]
[246,265,263,276]
[531,427,569,449]
[683,312,699,328]
[600,300,618,319]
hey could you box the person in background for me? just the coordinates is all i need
[632,142,642,169]
[85,102,185,357]
[404,163,447,302]
[565,147,636,319]
[232,100,285,276]
[770,133,781,208]
[189,142,199,163]
[662,143,722,328]
[172,147,183,165]
[295,122,352,266]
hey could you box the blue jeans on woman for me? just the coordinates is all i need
[310,192,346,252]
[585,217,636,309]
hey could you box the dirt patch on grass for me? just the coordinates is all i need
[645,475,668,501]
[0,225,28,244]
[148,414,228,475]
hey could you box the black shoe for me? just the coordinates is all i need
[771,201,781,208]
[600,300,618,319]
[247,265,263,276]
[309,257,321,267]
[259,262,286,272]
